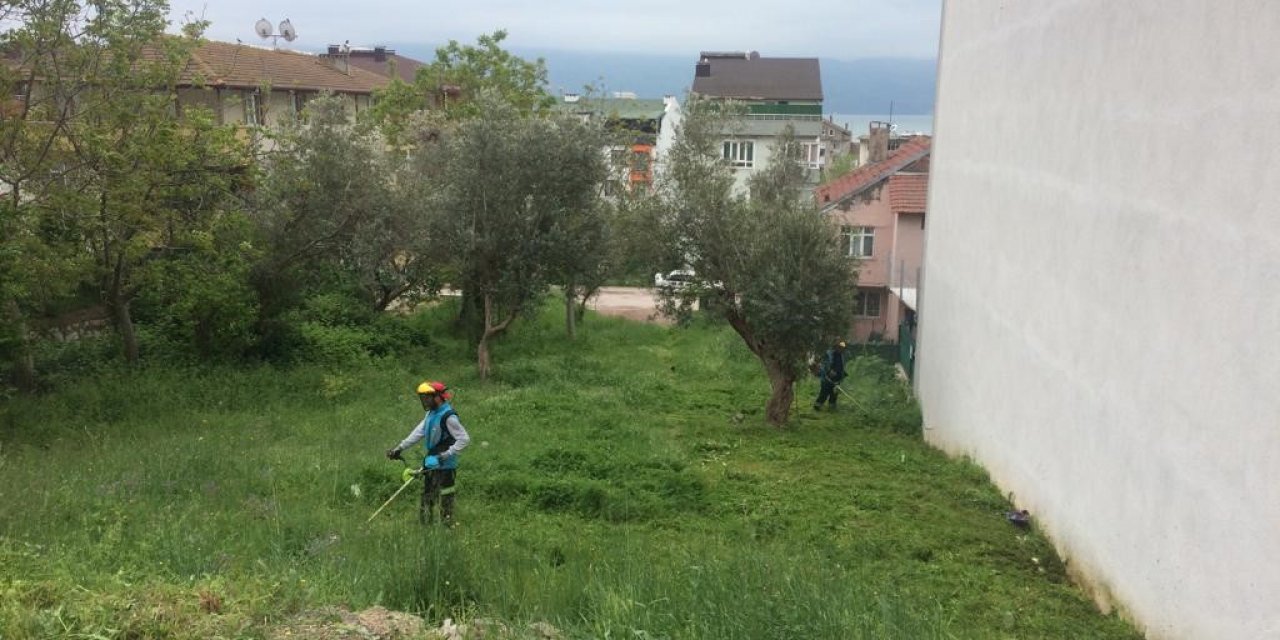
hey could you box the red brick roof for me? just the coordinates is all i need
[888,173,929,214]
[178,41,391,94]
[816,136,931,210]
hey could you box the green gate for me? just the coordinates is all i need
[898,322,916,380]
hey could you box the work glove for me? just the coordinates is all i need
[386,447,403,461]
[424,455,441,470]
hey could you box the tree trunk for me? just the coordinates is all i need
[764,360,796,427]
[564,281,577,339]
[456,287,485,342]
[477,293,518,381]
[4,298,38,393]
[110,293,139,364]
[575,285,595,322]
[477,333,492,380]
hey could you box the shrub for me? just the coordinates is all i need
[295,322,375,365]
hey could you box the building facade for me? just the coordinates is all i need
[817,137,930,343]
[690,51,825,192]
[919,2,1280,638]
[167,41,391,133]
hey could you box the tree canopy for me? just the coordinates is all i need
[653,99,860,425]
[413,95,606,378]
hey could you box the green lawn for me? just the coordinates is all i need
[0,304,1139,639]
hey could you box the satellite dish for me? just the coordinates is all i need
[279,19,297,42]
[254,18,272,40]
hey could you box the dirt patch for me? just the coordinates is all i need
[269,607,563,640]
[269,606,424,640]
[588,286,693,325]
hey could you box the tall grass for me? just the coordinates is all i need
[0,300,1138,638]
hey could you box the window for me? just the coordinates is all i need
[722,140,754,167]
[854,290,882,317]
[291,91,313,119]
[244,91,263,125]
[841,226,874,258]
[800,142,822,169]
[12,80,30,104]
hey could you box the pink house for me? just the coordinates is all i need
[815,135,931,343]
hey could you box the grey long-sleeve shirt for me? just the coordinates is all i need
[397,412,471,460]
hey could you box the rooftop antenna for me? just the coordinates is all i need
[255,18,297,48]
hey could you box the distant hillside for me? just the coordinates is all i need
[384,43,936,115]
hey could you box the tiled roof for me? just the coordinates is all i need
[888,173,929,214]
[177,41,391,94]
[691,53,822,101]
[816,136,931,210]
[346,52,425,84]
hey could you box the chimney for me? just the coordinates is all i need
[374,46,387,62]
[323,55,349,74]
[695,61,711,77]
[869,121,891,163]
[322,43,350,74]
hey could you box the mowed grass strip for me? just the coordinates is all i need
[0,302,1139,639]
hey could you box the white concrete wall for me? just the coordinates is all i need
[179,87,369,128]
[653,97,683,185]
[919,2,1280,639]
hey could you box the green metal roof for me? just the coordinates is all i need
[553,97,667,122]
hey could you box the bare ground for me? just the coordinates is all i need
[587,286,673,325]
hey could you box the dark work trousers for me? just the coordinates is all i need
[815,379,838,409]
[419,468,457,525]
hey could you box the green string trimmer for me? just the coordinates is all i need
[366,463,420,523]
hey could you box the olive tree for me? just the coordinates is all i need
[656,100,858,426]
[415,97,605,378]
[254,96,442,322]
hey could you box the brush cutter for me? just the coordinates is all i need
[366,467,420,523]
[834,383,865,410]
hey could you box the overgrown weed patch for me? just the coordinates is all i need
[0,304,1139,639]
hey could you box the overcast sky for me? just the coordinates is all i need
[167,0,942,60]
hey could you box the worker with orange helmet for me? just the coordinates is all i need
[386,381,471,525]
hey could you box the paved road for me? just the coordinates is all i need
[400,286,683,325]
[587,286,673,324]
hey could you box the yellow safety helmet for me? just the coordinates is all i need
[416,380,452,400]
